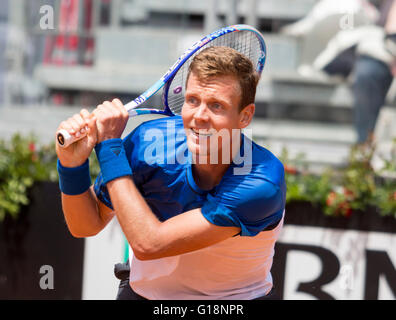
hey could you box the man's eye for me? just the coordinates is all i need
[212,103,222,110]
[187,97,198,105]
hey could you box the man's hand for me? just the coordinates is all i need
[56,108,98,168]
[93,98,129,144]
[55,98,128,167]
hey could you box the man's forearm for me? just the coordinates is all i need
[107,177,162,258]
[61,186,113,237]
[106,176,241,261]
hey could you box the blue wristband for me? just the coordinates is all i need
[57,159,91,195]
[94,138,132,185]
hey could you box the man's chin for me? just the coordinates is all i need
[187,139,210,161]
[187,140,230,165]
[187,139,204,154]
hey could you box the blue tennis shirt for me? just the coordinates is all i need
[94,116,286,237]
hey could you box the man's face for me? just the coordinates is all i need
[181,72,253,162]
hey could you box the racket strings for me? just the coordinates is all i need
[166,30,263,115]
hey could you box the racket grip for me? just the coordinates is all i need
[56,129,87,148]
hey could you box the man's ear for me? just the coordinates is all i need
[239,104,255,128]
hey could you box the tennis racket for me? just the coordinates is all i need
[56,24,267,148]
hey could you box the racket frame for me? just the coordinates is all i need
[57,24,266,148]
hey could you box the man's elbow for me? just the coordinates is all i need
[69,230,84,238]
[133,250,153,261]
[132,241,165,261]
[66,223,102,238]
[69,229,99,238]
[63,212,107,239]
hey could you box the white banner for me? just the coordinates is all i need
[274,225,396,300]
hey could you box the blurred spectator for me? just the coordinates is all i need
[44,0,94,66]
[281,0,379,37]
[310,0,396,144]
[353,0,396,144]
[281,0,379,74]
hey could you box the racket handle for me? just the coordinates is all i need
[56,129,87,148]
[57,100,139,148]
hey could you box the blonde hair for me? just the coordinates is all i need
[187,46,260,111]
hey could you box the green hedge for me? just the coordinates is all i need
[0,133,395,222]
[0,133,99,221]
[280,143,396,218]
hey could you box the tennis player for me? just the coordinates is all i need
[56,46,286,300]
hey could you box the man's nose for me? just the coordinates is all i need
[193,103,209,122]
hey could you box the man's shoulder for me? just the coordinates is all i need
[129,115,184,134]
[122,115,187,168]
[122,115,185,148]
[251,139,283,167]
[236,136,285,187]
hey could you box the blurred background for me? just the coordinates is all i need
[0,0,395,168]
[0,0,395,300]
